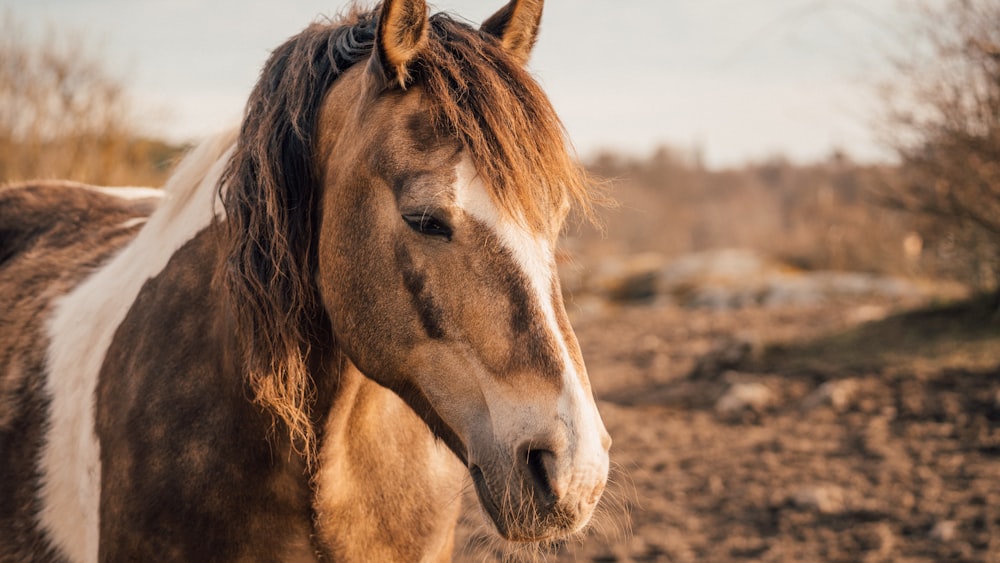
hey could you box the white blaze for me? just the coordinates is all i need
[39,130,237,563]
[452,156,609,506]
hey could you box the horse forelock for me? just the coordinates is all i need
[218,3,598,459]
[419,14,596,231]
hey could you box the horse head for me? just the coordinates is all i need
[223,0,610,543]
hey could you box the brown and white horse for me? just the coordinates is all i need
[0,0,611,560]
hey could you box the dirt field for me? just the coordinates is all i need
[455,291,1000,562]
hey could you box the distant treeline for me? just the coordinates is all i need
[577,149,941,281]
[2,1,997,294]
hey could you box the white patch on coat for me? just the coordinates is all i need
[39,129,238,563]
[118,217,149,230]
[87,186,165,201]
[452,156,609,511]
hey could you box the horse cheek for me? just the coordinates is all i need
[318,195,411,383]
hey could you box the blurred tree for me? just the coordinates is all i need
[0,13,178,186]
[879,0,1000,296]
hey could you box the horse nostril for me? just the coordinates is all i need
[525,449,559,504]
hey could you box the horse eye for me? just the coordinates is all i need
[402,214,453,241]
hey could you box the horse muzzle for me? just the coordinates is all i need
[469,433,611,542]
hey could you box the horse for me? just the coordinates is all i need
[0,0,611,560]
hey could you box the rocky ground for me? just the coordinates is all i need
[454,252,1000,562]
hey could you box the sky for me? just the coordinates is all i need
[4,0,922,168]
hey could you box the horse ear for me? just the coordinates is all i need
[481,0,543,64]
[370,0,429,89]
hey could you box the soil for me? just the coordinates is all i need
[454,293,1000,562]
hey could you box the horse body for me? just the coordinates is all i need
[97,223,462,560]
[0,1,610,560]
[0,181,160,560]
[95,223,318,560]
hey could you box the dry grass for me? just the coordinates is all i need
[0,12,182,187]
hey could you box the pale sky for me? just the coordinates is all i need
[4,0,920,168]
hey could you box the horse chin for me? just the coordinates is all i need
[469,464,586,544]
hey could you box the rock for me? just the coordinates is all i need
[592,252,667,303]
[847,304,889,324]
[716,382,774,418]
[689,338,756,380]
[792,484,846,514]
[661,249,775,309]
[802,379,858,411]
[929,520,958,542]
[759,274,825,307]
[661,249,773,287]
[656,249,927,309]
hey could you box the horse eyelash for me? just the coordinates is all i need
[402,213,453,241]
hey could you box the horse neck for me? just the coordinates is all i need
[311,358,466,560]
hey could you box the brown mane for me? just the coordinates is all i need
[219,3,595,456]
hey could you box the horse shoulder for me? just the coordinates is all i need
[94,228,321,560]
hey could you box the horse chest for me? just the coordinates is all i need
[311,372,466,561]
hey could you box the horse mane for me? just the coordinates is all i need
[219,3,594,457]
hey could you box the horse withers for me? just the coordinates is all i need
[0,0,611,560]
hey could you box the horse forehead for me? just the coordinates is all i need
[453,156,551,243]
[358,99,463,190]
[366,86,438,146]
[317,70,441,163]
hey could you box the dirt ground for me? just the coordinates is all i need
[454,292,1000,562]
